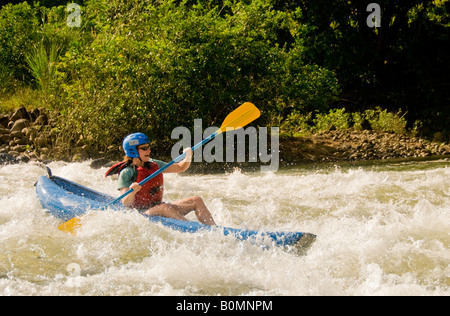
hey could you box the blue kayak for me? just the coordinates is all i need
[35,171,316,248]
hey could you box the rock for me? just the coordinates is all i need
[9,107,29,121]
[90,157,110,169]
[13,137,28,146]
[34,114,48,126]
[9,131,25,139]
[28,108,40,122]
[0,114,9,128]
[7,150,20,157]
[39,153,48,161]
[72,154,83,162]
[0,153,18,165]
[34,136,48,147]
[18,154,31,163]
[11,145,27,152]
[0,127,10,134]
[10,119,30,132]
[0,134,11,144]
[74,145,92,160]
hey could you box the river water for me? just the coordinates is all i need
[0,160,449,296]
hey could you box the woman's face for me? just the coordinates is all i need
[137,144,151,162]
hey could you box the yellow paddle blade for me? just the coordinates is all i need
[218,102,260,134]
[58,217,82,235]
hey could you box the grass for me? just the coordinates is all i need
[25,41,62,98]
[0,87,46,114]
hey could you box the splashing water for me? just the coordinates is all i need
[0,160,449,295]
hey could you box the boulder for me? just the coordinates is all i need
[11,145,27,152]
[0,114,9,128]
[34,114,48,126]
[0,134,11,144]
[9,107,29,121]
[90,157,111,169]
[10,131,25,139]
[28,108,40,122]
[10,119,30,132]
[0,153,17,165]
[34,136,48,147]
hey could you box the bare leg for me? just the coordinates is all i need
[171,196,216,226]
[143,196,216,226]
[143,203,189,222]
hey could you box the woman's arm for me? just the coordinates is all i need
[164,148,193,174]
[120,182,141,207]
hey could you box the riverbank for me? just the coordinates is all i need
[1,107,450,169]
[280,129,450,164]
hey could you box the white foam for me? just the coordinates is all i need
[0,160,449,295]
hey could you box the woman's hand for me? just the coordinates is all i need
[121,182,141,207]
[164,147,193,173]
[130,182,142,193]
[183,147,193,162]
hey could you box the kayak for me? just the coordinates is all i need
[35,170,316,249]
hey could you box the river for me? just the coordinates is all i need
[0,160,449,295]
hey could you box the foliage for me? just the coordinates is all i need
[296,0,450,131]
[50,0,340,153]
[363,108,408,134]
[25,41,62,97]
[0,2,40,93]
[281,108,413,136]
[1,0,449,157]
[314,108,351,132]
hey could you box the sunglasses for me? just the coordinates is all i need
[137,145,151,151]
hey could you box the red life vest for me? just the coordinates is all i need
[131,162,164,209]
[106,161,164,209]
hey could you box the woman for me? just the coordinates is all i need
[106,132,216,226]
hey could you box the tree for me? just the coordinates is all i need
[296,0,450,132]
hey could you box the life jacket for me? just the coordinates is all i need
[106,161,164,209]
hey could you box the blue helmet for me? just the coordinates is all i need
[122,133,150,158]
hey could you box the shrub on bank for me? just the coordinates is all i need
[281,108,418,137]
[1,0,341,156]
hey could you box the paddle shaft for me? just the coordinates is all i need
[107,130,220,207]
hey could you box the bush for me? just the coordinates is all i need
[0,2,40,92]
[281,107,414,136]
[53,0,340,154]
[364,107,408,134]
[0,0,341,156]
[313,108,350,132]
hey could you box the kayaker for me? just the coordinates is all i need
[106,132,216,226]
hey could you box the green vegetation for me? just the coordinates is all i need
[0,0,449,156]
[281,108,416,137]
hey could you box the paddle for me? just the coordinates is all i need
[58,102,261,234]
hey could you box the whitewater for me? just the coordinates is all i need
[0,160,449,295]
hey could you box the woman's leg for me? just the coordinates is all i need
[171,196,216,226]
[143,203,189,222]
[143,196,216,226]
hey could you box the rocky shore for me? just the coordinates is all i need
[0,106,119,165]
[1,107,450,169]
[280,129,450,165]
[1,106,53,164]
